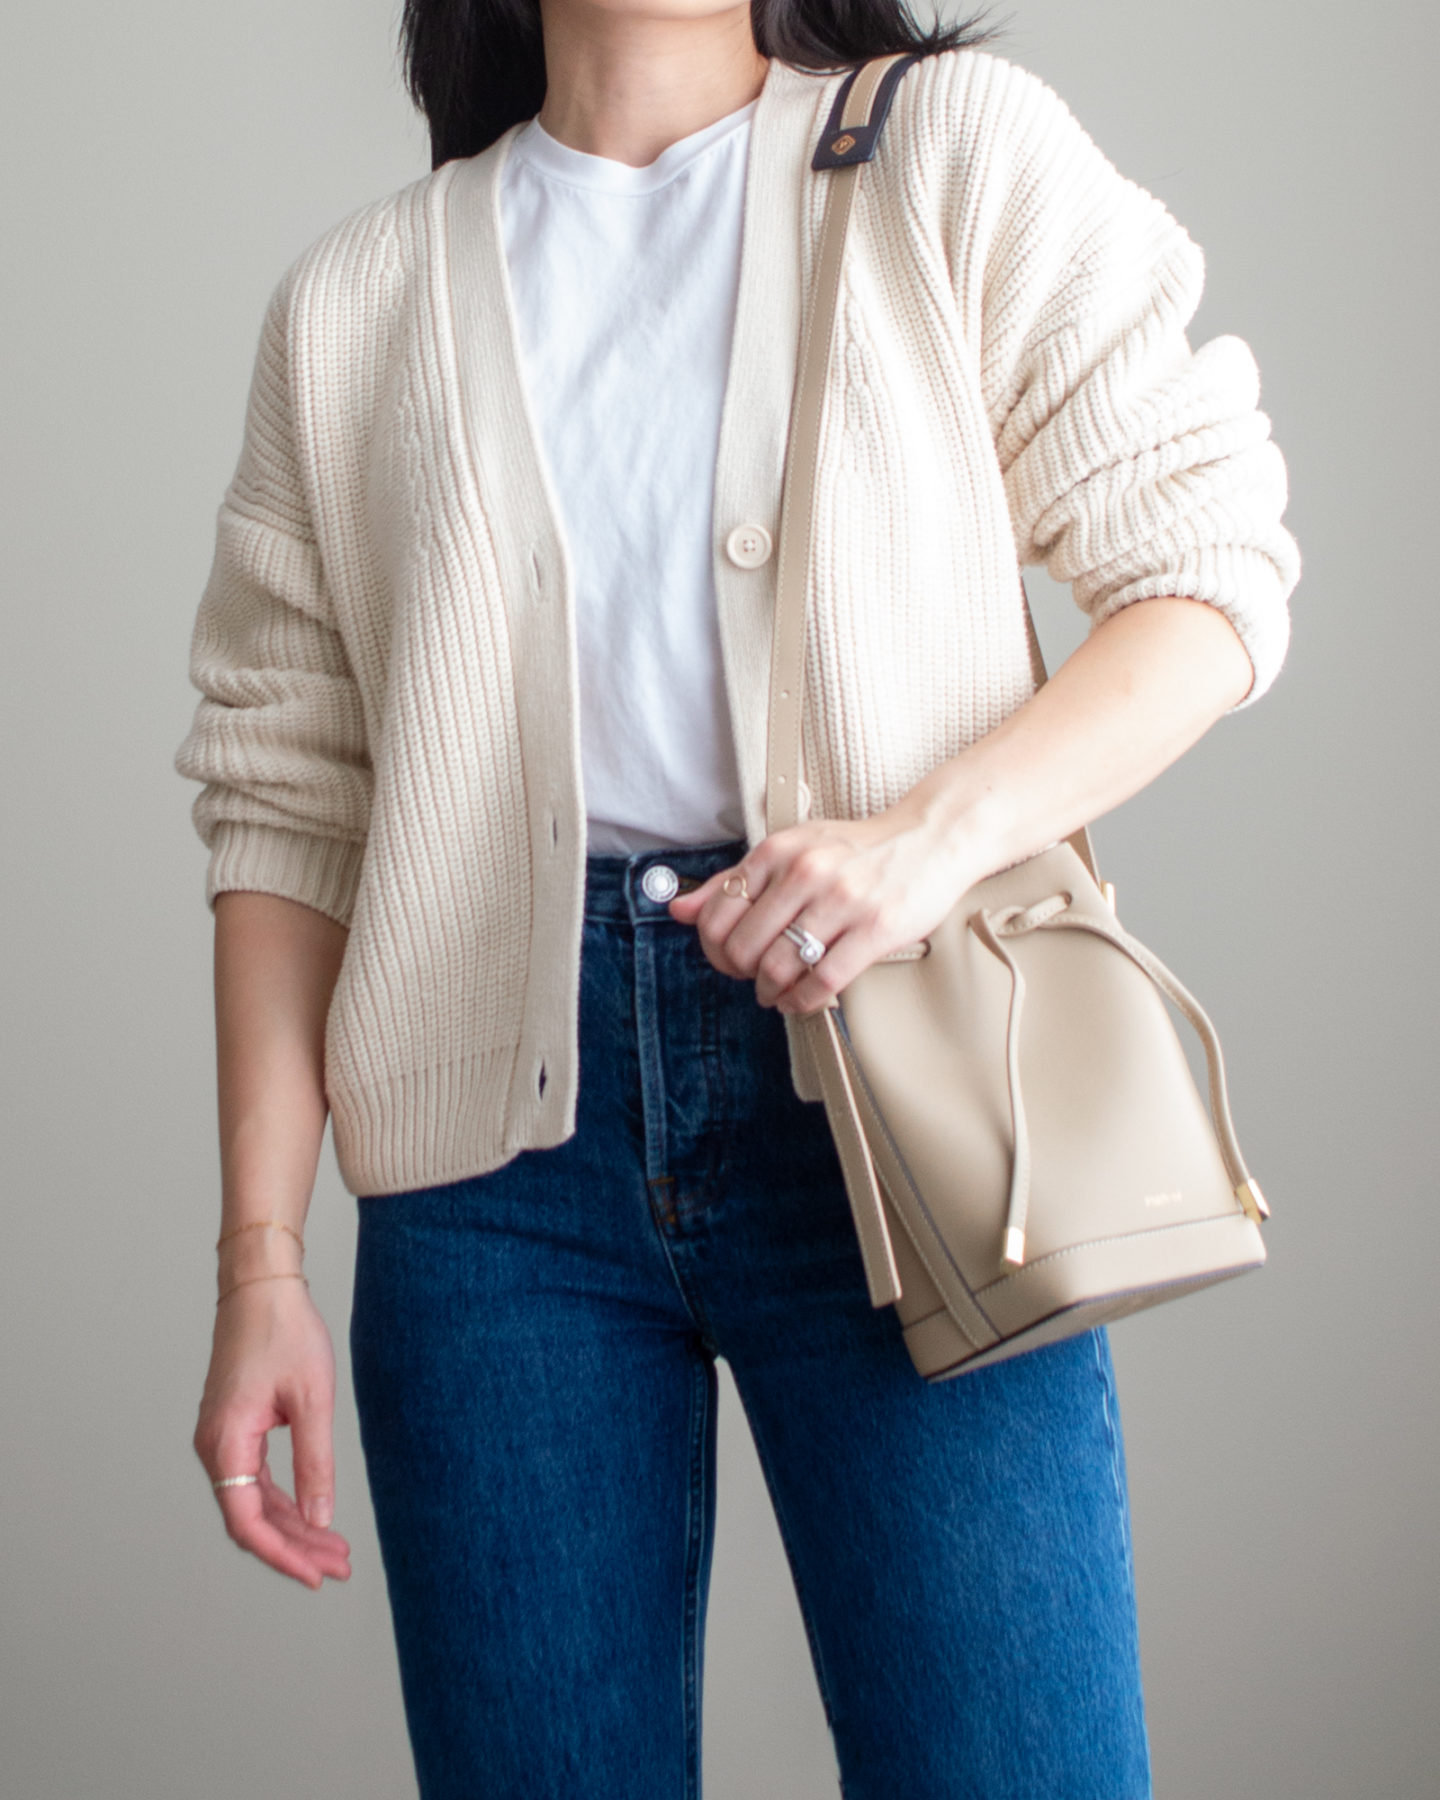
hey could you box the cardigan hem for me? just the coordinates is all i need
[330,1023,825,1198]
[328,1042,570,1198]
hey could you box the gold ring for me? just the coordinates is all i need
[722,873,751,900]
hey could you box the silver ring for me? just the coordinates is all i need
[212,1474,260,1491]
[782,923,827,966]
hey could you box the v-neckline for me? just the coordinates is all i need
[440,55,829,594]
[439,55,836,859]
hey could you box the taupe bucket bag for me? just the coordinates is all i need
[776,54,1271,1382]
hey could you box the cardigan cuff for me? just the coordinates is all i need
[1085,543,1295,712]
[204,820,365,928]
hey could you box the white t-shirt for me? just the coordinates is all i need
[498,99,756,857]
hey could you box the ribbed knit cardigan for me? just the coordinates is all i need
[174,49,1300,1197]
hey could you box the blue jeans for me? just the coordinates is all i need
[350,839,1151,1800]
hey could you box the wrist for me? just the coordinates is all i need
[894,757,1014,894]
[216,1219,306,1294]
[215,1268,311,1307]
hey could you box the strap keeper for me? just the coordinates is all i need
[810,54,923,170]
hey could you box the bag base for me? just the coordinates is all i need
[904,1260,1259,1382]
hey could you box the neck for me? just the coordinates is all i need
[534,0,769,166]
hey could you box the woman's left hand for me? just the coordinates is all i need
[666,802,977,1016]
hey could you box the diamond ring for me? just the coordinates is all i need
[782,923,827,966]
[212,1474,261,1491]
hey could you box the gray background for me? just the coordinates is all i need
[2,1,1435,1794]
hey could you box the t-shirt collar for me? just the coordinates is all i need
[510,95,758,195]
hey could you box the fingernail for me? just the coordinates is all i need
[306,1497,333,1528]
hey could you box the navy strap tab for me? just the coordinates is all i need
[810,53,923,171]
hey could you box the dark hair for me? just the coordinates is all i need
[400,0,997,169]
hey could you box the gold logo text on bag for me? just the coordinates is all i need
[830,133,857,155]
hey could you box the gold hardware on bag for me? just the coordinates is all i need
[1236,1178,1270,1223]
[831,133,857,155]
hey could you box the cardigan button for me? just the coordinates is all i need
[725,524,773,569]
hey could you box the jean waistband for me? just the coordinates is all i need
[583,838,749,925]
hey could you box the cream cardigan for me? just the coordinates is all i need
[174,49,1300,1197]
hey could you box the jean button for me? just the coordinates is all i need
[640,863,680,904]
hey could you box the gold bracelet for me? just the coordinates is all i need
[216,1219,306,1253]
[216,1271,310,1305]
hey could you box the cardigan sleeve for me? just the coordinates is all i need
[971,59,1300,705]
[174,268,372,926]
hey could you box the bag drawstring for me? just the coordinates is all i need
[972,897,1269,1271]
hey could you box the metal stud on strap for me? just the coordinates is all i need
[810,55,923,170]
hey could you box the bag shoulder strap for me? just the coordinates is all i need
[766,52,1101,885]
[765,54,913,835]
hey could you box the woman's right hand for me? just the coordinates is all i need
[194,1279,354,1589]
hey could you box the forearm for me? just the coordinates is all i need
[899,598,1255,886]
[213,891,348,1290]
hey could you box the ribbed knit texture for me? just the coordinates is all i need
[175,51,1300,1196]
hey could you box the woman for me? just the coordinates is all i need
[176,0,1299,1791]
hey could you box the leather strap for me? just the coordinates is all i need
[766,53,914,835]
[810,53,923,171]
[768,54,917,1309]
[1021,607,1102,886]
[812,1007,903,1306]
